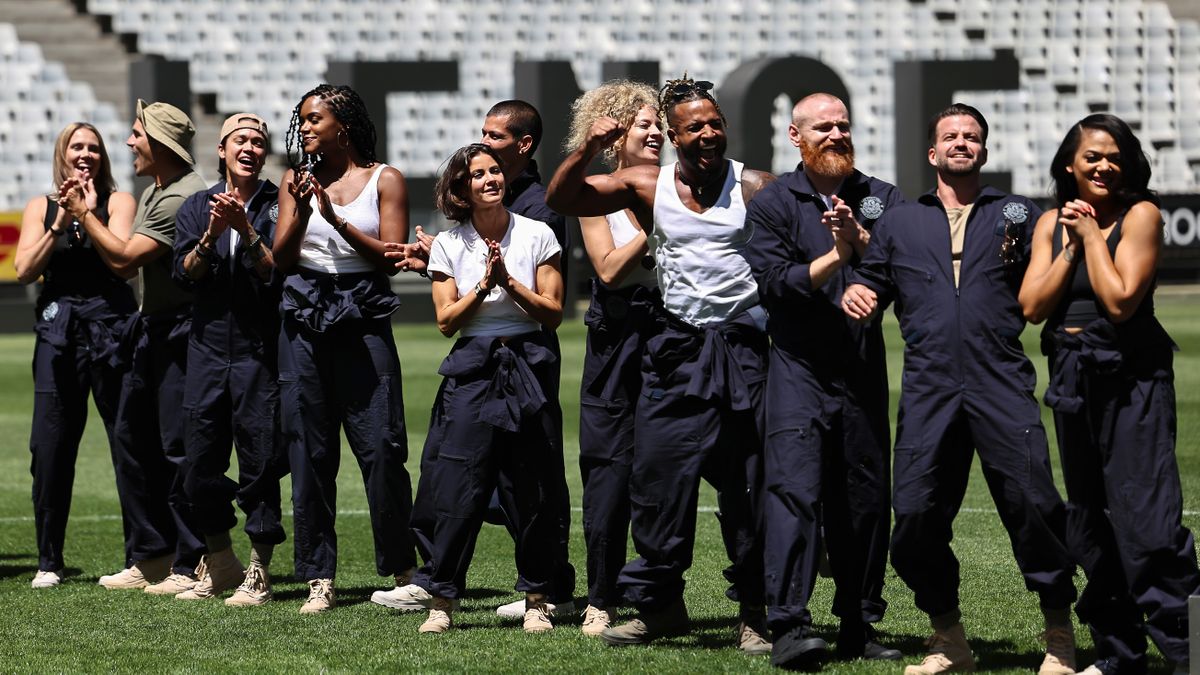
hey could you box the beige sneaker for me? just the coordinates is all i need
[600,598,690,646]
[225,562,272,607]
[738,620,773,656]
[176,550,244,601]
[419,597,454,633]
[145,573,199,595]
[581,605,616,637]
[524,595,554,633]
[1037,625,1076,675]
[31,570,61,589]
[299,578,335,614]
[98,554,172,590]
[904,623,976,675]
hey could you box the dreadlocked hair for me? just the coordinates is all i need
[285,84,378,169]
[658,72,724,127]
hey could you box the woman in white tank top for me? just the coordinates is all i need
[272,84,417,615]
[561,80,666,636]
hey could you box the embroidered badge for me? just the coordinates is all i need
[42,301,59,322]
[859,196,885,220]
[268,203,279,224]
[1002,201,1028,224]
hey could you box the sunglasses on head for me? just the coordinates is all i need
[665,80,715,100]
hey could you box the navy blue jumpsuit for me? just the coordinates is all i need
[1041,213,1200,673]
[279,264,416,582]
[29,195,137,573]
[171,181,287,548]
[579,277,664,610]
[410,161,576,603]
[851,187,1076,619]
[744,168,901,638]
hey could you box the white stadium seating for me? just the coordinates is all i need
[0,0,1197,210]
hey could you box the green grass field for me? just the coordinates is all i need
[2,294,1198,673]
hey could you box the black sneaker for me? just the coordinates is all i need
[837,623,902,661]
[771,625,828,670]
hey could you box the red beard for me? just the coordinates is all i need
[800,139,855,179]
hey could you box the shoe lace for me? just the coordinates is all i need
[582,606,602,626]
[308,579,332,601]
[739,622,769,646]
[238,564,266,592]
[193,557,208,581]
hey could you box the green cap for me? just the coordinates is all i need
[135,98,195,165]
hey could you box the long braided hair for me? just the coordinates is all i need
[285,84,378,169]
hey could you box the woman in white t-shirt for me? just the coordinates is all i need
[409,143,564,635]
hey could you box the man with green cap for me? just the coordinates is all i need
[67,99,208,591]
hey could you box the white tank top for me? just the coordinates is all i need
[604,209,658,290]
[298,163,387,274]
[650,160,760,327]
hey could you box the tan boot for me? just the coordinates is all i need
[600,597,690,645]
[299,578,335,614]
[904,623,976,675]
[1037,625,1076,675]
[176,550,244,600]
[225,562,272,607]
[419,597,454,633]
[737,620,773,656]
[524,594,554,633]
[581,605,616,637]
[98,554,172,590]
[145,573,199,595]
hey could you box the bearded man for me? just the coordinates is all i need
[744,93,904,669]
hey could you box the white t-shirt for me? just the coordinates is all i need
[427,212,561,337]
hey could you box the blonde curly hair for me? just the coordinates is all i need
[564,79,659,170]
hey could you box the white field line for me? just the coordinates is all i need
[2,506,1199,523]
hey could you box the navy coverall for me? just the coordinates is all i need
[617,309,768,612]
[578,280,664,609]
[410,160,577,603]
[279,267,416,582]
[413,333,562,600]
[1042,218,1200,673]
[29,196,137,573]
[851,187,1076,619]
[744,168,901,638]
[171,181,287,547]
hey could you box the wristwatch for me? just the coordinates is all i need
[474,282,488,297]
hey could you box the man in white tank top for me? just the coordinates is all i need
[547,75,775,653]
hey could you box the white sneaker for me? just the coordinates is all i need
[31,570,61,589]
[496,597,576,619]
[371,583,453,611]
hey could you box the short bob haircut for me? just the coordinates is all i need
[435,143,505,224]
[1050,113,1159,209]
[564,79,659,170]
[52,122,116,194]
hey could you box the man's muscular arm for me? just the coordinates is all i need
[741,169,777,204]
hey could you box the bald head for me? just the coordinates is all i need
[789,93,854,183]
[791,93,848,129]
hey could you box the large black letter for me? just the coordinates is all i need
[893,50,1018,197]
[717,56,851,172]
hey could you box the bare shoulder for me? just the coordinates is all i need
[378,164,407,184]
[1125,200,1162,227]
[108,191,136,210]
[741,169,776,201]
[614,163,661,190]
[23,194,47,218]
